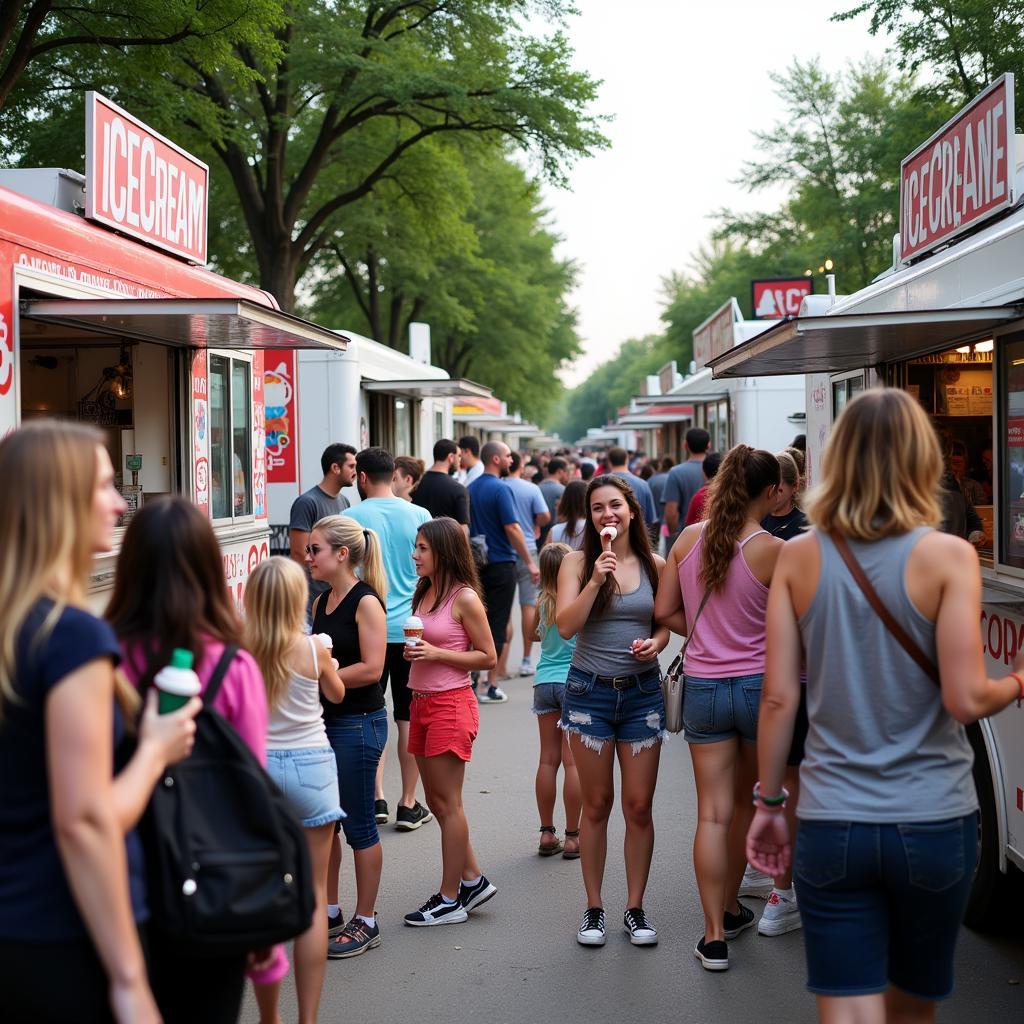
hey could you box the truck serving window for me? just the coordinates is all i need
[209,353,252,520]
[1002,338,1024,569]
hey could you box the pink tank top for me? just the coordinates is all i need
[409,587,474,693]
[678,528,770,678]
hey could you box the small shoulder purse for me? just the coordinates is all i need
[661,587,712,734]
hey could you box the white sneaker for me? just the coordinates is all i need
[478,684,508,704]
[757,889,802,936]
[739,865,774,899]
[518,657,534,676]
[577,907,606,946]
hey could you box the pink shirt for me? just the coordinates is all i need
[678,529,769,678]
[409,587,474,693]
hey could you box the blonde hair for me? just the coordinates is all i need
[313,515,388,602]
[0,421,137,721]
[243,557,309,711]
[776,450,803,507]
[536,543,570,630]
[805,388,942,540]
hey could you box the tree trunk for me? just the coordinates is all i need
[257,240,301,313]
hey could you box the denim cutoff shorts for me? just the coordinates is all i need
[265,747,345,828]
[682,673,762,744]
[531,681,566,716]
[325,709,388,850]
[795,815,977,999]
[559,665,665,754]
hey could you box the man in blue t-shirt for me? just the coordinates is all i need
[345,447,432,831]
[663,427,710,547]
[468,441,538,703]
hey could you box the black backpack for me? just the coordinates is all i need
[140,646,315,955]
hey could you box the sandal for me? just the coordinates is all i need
[562,828,581,860]
[538,825,563,857]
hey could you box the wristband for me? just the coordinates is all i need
[1011,672,1024,701]
[753,781,789,808]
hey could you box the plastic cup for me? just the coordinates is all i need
[155,648,201,715]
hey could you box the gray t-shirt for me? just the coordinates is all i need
[537,478,564,546]
[289,484,350,605]
[572,570,656,676]
[663,461,706,536]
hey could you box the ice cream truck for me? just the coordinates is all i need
[706,74,1023,927]
[0,92,348,607]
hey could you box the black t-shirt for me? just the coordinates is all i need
[761,507,809,541]
[0,599,147,942]
[313,581,386,717]
[412,470,470,525]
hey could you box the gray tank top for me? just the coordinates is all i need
[799,528,977,822]
[572,569,656,676]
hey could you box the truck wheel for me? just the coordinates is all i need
[964,724,1013,932]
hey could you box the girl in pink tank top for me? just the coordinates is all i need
[654,445,783,971]
[401,518,500,927]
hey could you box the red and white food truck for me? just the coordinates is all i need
[0,92,348,607]
[708,74,1023,927]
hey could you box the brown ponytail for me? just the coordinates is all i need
[700,445,780,592]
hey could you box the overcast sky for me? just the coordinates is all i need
[546,0,890,386]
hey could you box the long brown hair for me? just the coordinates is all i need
[412,517,481,613]
[537,543,570,629]
[700,446,780,592]
[107,496,242,688]
[580,475,659,618]
[557,479,587,540]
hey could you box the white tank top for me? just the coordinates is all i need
[266,636,330,750]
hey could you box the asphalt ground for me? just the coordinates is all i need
[242,637,1023,1024]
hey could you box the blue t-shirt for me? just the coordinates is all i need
[0,600,147,942]
[469,472,518,564]
[503,477,548,553]
[612,470,657,525]
[345,497,431,644]
[534,620,577,685]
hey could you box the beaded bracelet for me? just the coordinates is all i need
[753,782,789,808]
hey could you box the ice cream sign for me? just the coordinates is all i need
[85,91,209,264]
[751,278,813,320]
[900,74,1015,262]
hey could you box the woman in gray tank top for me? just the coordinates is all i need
[556,475,670,949]
[747,389,1024,1022]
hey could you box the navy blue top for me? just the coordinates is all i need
[0,600,147,942]
[469,472,518,563]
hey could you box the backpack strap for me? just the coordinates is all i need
[203,645,240,706]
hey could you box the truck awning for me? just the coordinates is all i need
[21,297,349,351]
[708,306,1023,378]
[361,377,492,400]
[617,404,694,426]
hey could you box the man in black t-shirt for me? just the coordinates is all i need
[413,439,470,533]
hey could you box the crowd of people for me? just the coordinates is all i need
[1,394,1021,1024]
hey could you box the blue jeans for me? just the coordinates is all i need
[795,815,978,999]
[324,710,388,850]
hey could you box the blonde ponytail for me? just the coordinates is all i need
[358,529,388,603]
[313,515,389,603]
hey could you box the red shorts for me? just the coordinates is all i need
[408,686,479,762]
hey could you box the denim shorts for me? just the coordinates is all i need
[682,673,762,744]
[266,747,345,828]
[531,681,566,715]
[559,665,665,754]
[795,815,978,999]
[324,709,388,850]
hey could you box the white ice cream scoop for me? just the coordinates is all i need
[600,526,618,541]
[315,633,333,651]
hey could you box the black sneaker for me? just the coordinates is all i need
[395,801,433,832]
[694,936,729,971]
[723,902,756,939]
[623,906,658,946]
[577,907,606,946]
[327,911,347,937]
[404,893,468,927]
[458,875,497,913]
[327,916,381,959]
[374,799,389,825]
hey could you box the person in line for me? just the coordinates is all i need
[307,516,388,959]
[393,456,425,502]
[0,423,198,1024]
[654,446,783,972]
[109,496,280,1021]
[663,428,711,544]
[684,451,723,527]
[244,557,346,1024]
[762,450,807,541]
[468,441,539,704]
[532,543,582,859]
[647,455,674,541]
[747,389,1024,1024]
[403,518,498,925]
[503,450,551,676]
[606,446,657,533]
[538,457,570,547]
[580,461,596,482]
[413,439,471,534]
[289,443,358,618]
[457,436,484,486]
[556,475,670,948]
[346,448,433,831]
[547,479,588,550]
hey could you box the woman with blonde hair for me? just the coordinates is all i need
[244,556,345,1023]
[0,423,198,1023]
[748,389,1024,1023]
[654,445,783,971]
[307,515,389,959]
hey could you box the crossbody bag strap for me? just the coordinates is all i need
[203,644,241,706]
[830,533,940,688]
[666,586,713,675]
